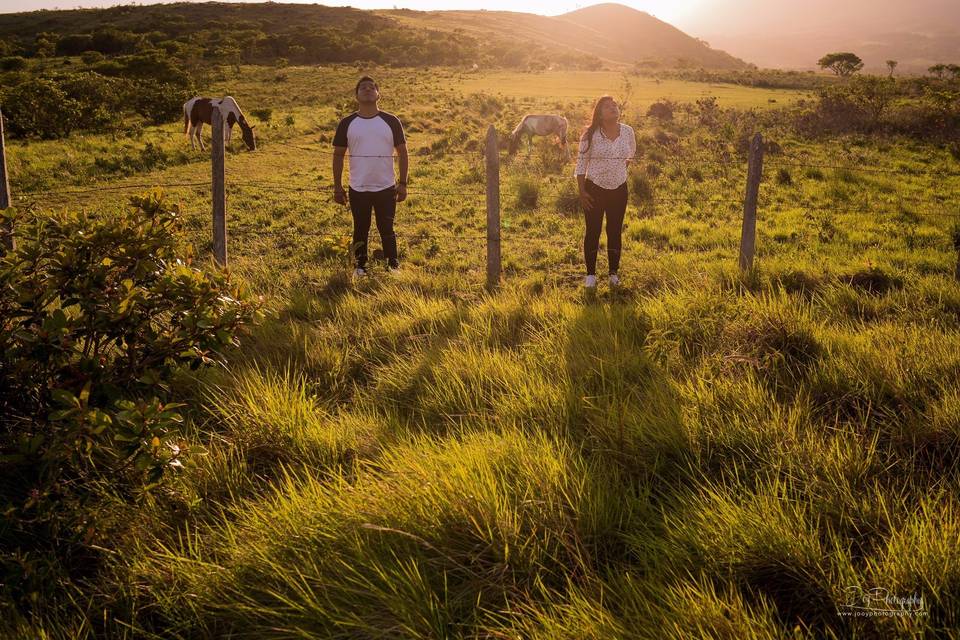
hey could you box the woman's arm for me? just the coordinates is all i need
[577,173,593,209]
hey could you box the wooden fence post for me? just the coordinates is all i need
[0,106,13,253]
[952,223,960,281]
[211,107,227,267]
[485,125,501,291]
[739,133,763,272]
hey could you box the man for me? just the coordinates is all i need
[333,76,408,276]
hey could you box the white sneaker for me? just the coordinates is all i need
[353,267,366,278]
[584,275,597,288]
[609,274,620,287]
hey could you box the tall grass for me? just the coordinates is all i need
[6,65,960,638]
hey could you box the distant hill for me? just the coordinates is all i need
[381,3,747,70]
[557,4,746,69]
[0,1,747,71]
[677,0,960,72]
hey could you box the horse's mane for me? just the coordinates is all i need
[221,96,249,126]
[511,115,531,138]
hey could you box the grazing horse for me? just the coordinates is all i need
[508,114,569,158]
[183,96,256,152]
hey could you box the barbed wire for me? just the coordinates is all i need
[16,181,210,198]
[267,139,960,177]
[15,178,956,225]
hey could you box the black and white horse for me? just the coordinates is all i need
[508,114,569,158]
[183,96,256,151]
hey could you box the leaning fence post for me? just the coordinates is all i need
[211,106,227,268]
[485,125,501,291]
[0,107,13,253]
[738,132,763,272]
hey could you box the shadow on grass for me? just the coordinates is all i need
[564,298,685,479]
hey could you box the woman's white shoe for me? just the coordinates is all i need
[585,275,597,288]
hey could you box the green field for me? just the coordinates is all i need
[5,65,960,638]
[457,70,808,106]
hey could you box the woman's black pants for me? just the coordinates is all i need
[583,180,627,276]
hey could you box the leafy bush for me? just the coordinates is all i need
[554,180,580,216]
[0,55,27,71]
[80,50,105,65]
[0,192,258,613]
[515,177,539,210]
[647,100,674,122]
[0,77,81,138]
[629,168,654,205]
[58,71,132,131]
[132,80,193,124]
[93,142,171,176]
[55,34,94,56]
[250,107,273,122]
[90,27,139,55]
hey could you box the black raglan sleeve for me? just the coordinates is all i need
[333,114,355,147]
[380,112,406,147]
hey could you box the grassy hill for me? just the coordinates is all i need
[381,3,748,70]
[3,63,960,636]
[0,1,747,70]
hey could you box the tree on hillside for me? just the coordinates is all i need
[886,59,897,78]
[929,63,947,79]
[818,52,863,77]
[850,76,896,129]
[948,64,960,80]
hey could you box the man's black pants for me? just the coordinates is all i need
[349,186,398,269]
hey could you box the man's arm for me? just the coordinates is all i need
[395,144,408,202]
[333,145,347,204]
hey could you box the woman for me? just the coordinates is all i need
[574,96,636,289]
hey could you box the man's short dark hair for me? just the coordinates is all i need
[356,76,378,95]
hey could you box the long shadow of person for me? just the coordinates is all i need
[564,298,685,480]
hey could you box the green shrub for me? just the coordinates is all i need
[0,77,80,138]
[0,191,258,615]
[55,33,94,57]
[93,142,170,177]
[80,50,105,65]
[0,55,27,72]
[630,169,654,205]
[131,80,192,124]
[554,180,581,215]
[516,177,539,210]
[59,71,131,131]
[250,107,273,122]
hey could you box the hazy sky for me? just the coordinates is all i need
[0,0,706,26]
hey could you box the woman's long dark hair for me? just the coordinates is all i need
[581,95,616,154]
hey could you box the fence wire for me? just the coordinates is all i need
[7,132,959,273]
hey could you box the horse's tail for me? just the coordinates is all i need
[560,116,570,156]
[183,97,195,136]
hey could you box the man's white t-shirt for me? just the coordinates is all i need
[333,111,406,192]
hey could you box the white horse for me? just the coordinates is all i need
[183,96,256,152]
[508,114,569,158]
